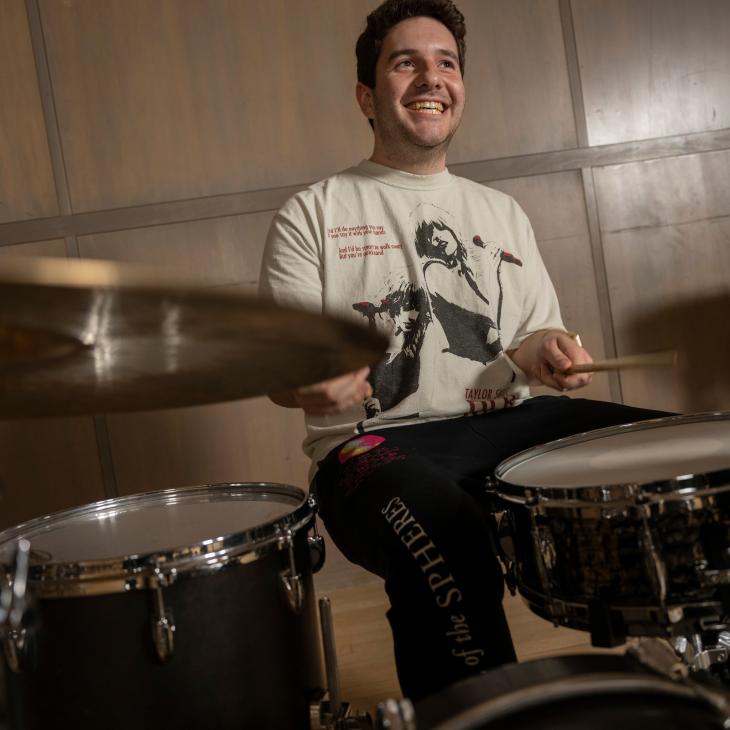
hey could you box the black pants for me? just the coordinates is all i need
[313,396,670,701]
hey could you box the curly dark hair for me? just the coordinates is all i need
[356,0,466,90]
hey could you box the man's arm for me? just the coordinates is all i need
[508,329,593,391]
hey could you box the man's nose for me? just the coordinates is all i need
[416,62,442,88]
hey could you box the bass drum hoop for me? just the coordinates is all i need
[494,412,730,505]
[0,481,315,596]
[415,655,725,730]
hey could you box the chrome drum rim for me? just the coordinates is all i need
[0,482,315,597]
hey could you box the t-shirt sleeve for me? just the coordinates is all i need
[507,206,565,350]
[259,195,323,314]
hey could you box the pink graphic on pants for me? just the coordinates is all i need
[338,435,386,464]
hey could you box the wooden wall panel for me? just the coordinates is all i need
[595,152,730,413]
[39,0,372,213]
[487,173,612,402]
[0,239,66,258]
[0,414,106,530]
[0,242,105,529]
[594,150,730,233]
[449,0,577,164]
[78,211,275,293]
[105,398,309,494]
[573,0,730,146]
[0,0,58,224]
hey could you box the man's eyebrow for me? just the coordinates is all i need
[386,48,459,63]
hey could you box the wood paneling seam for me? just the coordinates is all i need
[604,212,730,236]
[581,167,622,403]
[559,0,590,148]
[26,0,119,499]
[1,130,730,247]
[24,0,73,216]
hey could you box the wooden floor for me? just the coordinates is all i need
[320,580,621,714]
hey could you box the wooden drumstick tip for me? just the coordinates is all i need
[563,349,678,375]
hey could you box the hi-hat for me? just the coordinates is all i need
[0,256,387,418]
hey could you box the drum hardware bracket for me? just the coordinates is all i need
[313,597,373,729]
[308,508,327,576]
[665,633,730,728]
[495,513,517,597]
[3,627,29,673]
[307,496,327,574]
[150,566,176,662]
[588,599,627,648]
[527,508,557,626]
[312,700,373,729]
[0,538,34,673]
[308,532,326,573]
[702,569,730,586]
[673,632,730,672]
[279,529,305,614]
[375,698,416,730]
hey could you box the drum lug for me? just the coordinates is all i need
[279,529,305,614]
[639,512,668,606]
[307,495,326,574]
[673,632,730,672]
[375,698,416,729]
[150,567,176,662]
[527,509,556,620]
[0,538,34,673]
[309,529,326,575]
[495,513,517,597]
[3,628,29,673]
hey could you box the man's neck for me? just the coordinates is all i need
[368,147,448,176]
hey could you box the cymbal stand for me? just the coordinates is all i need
[310,596,372,729]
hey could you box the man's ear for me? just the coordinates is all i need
[356,82,375,121]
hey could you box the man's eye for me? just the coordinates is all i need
[396,59,414,68]
[440,60,455,69]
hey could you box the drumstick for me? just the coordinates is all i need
[563,350,678,375]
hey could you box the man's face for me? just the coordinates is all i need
[361,16,465,159]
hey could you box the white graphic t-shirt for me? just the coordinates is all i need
[260,160,564,473]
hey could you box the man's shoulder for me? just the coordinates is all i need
[449,172,521,208]
[283,165,366,203]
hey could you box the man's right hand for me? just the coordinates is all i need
[268,366,373,416]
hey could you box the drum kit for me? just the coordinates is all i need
[0,257,730,729]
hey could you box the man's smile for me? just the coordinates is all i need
[406,100,447,114]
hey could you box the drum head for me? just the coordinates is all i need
[496,413,730,497]
[413,655,727,730]
[0,482,308,568]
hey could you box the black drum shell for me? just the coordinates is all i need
[3,530,323,730]
[411,654,728,730]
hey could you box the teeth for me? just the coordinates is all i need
[409,101,444,113]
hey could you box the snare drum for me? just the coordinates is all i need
[0,483,324,730]
[493,414,730,645]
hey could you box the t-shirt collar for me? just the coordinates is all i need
[354,159,452,190]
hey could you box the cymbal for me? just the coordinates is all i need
[625,289,730,411]
[0,257,387,418]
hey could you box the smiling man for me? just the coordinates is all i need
[260,0,666,702]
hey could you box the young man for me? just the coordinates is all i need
[260,0,665,701]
